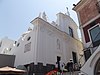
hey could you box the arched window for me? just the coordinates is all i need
[27,36,31,41]
[17,43,20,47]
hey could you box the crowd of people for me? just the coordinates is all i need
[46,59,81,75]
[65,59,81,72]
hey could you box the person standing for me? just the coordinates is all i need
[67,59,74,75]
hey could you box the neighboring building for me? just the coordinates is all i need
[0,37,16,54]
[0,37,15,68]
[9,12,83,75]
[73,0,100,75]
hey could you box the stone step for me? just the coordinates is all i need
[63,71,80,75]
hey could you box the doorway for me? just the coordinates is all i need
[72,52,77,64]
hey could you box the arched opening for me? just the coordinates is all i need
[94,58,100,75]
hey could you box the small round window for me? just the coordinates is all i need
[27,37,31,41]
[17,43,20,47]
[9,48,12,51]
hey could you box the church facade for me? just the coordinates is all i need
[8,12,83,75]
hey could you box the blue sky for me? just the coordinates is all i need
[0,0,80,40]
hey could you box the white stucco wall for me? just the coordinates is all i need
[56,13,79,40]
[13,24,38,66]
[32,18,83,66]
[36,19,63,65]
[13,16,83,67]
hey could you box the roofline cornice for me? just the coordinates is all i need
[30,17,81,42]
[73,0,90,11]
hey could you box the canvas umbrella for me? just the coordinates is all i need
[0,66,26,74]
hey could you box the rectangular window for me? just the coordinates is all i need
[89,25,100,47]
[24,42,31,53]
[69,27,74,37]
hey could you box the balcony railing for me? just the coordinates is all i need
[96,1,100,13]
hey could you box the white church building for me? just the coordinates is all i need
[2,12,83,75]
[0,37,15,54]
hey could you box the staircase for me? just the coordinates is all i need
[64,71,80,75]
